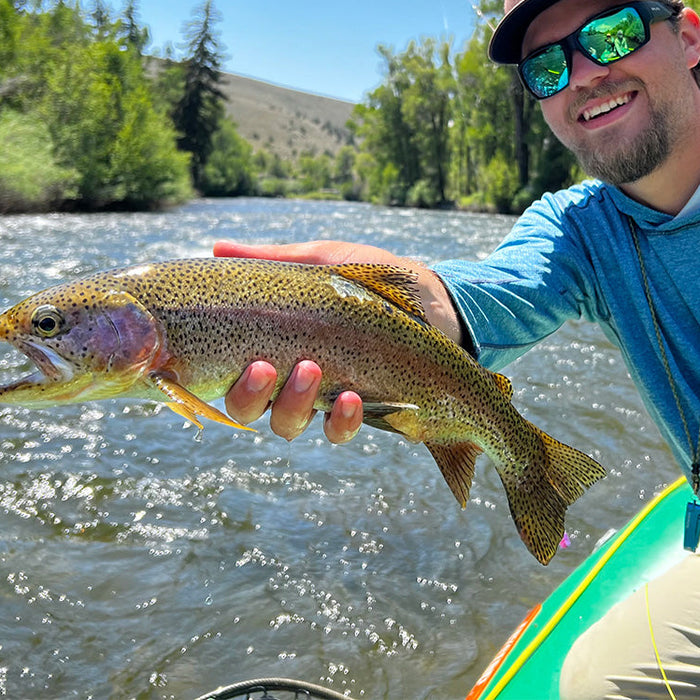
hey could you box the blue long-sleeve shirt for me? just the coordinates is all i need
[432,180,700,479]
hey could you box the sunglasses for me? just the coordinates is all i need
[518,1,675,99]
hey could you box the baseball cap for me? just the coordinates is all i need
[488,0,561,64]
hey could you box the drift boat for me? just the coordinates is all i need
[466,476,692,700]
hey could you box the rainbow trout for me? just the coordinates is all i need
[0,258,605,564]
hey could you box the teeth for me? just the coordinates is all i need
[582,94,631,121]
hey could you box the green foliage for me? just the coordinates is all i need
[351,43,423,204]
[120,0,150,54]
[0,0,20,74]
[406,179,441,208]
[1,1,89,109]
[298,152,332,193]
[111,87,192,207]
[482,154,519,213]
[46,41,131,204]
[0,0,605,213]
[254,150,292,180]
[258,177,295,198]
[347,1,582,212]
[151,58,185,115]
[200,119,257,196]
[400,39,453,202]
[45,38,190,209]
[452,32,516,195]
[334,145,362,200]
[0,109,77,213]
[352,34,518,209]
[375,162,404,206]
[0,1,190,211]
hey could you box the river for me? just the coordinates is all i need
[0,198,679,699]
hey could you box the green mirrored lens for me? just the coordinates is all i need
[579,7,646,63]
[521,44,569,98]
[518,4,666,99]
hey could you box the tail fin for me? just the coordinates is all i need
[501,424,606,565]
[535,424,607,504]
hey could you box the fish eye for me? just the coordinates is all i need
[31,305,65,338]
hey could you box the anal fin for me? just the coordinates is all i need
[425,441,481,508]
[147,372,255,432]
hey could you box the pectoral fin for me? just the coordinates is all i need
[146,372,255,432]
[362,401,420,436]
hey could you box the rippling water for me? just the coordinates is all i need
[0,199,679,699]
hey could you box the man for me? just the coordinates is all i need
[215,0,700,696]
[615,28,631,56]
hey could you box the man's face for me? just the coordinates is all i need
[521,0,697,184]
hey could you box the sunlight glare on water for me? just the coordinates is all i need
[0,199,678,698]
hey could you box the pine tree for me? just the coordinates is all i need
[121,0,150,55]
[172,0,225,189]
[90,0,111,38]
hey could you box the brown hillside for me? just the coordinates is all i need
[218,72,356,160]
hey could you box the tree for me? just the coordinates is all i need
[0,108,77,213]
[172,0,226,189]
[298,152,332,193]
[90,0,111,38]
[199,118,256,196]
[351,39,455,206]
[400,38,454,205]
[333,145,361,200]
[351,45,420,204]
[120,0,150,55]
[0,0,20,79]
[46,35,190,208]
[453,30,517,207]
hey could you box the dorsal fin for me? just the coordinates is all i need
[329,263,428,323]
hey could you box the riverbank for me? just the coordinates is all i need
[0,186,501,217]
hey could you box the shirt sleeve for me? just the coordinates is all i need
[432,195,601,371]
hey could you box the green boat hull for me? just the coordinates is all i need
[467,477,692,700]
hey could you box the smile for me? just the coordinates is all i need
[581,93,633,122]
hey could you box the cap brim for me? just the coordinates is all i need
[488,0,560,64]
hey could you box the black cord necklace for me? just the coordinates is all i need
[628,216,700,550]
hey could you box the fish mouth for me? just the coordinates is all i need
[2,339,75,389]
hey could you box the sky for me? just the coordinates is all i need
[110,0,481,103]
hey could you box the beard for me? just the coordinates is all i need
[573,107,672,184]
[565,81,677,185]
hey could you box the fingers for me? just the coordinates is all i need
[212,239,405,266]
[224,361,278,425]
[213,240,339,264]
[324,391,363,444]
[269,360,322,441]
[225,360,364,444]
[223,359,319,440]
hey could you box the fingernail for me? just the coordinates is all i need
[341,401,359,420]
[247,364,272,392]
[292,363,316,393]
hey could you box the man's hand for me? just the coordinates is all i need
[214,239,460,443]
